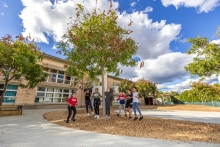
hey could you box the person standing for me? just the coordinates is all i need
[66,92,77,123]
[85,89,94,116]
[92,88,102,119]
[105,87,112,118]
[125,89,133,119]
[132,87,143,121]
[116,91,126,117]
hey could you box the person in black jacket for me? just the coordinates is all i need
[105,87,112,118]
[125,89,133,119]
[85,89,94,116]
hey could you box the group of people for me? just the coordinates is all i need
[116,87,143,121]
[66,87,143,123]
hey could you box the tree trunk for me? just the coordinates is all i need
[0,80,8,108]
[101,68,106,117]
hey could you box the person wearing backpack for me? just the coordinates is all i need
[116,91,126,117]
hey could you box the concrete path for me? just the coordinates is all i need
[140,109,220,124]
[0,109,219,147]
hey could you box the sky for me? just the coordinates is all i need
[0,0,220,92]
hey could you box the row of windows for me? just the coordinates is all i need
[43,68,76,85]
[35,87,73,103]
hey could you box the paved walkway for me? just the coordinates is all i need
[140,109,220,124]
[0,109,219,147]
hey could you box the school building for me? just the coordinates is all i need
[0,54,123,108]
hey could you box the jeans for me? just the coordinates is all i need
[118,104,126,114]
[133,102,142,116]
[67,106,76,121]
[105,98,111,115]
[85,100,93,113]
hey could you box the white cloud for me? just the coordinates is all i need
[161,0,220,13]
[52,44,57,50]
[143,6,153,12]
[135,52,193,83]
[20,0,181,61]
[118,11,181,60]
[210,39,220,44]
[19,0,119,43]
[1,13,4,16]
[1,2,8,8]
[158,75,219,92]
[119,52,194,84]
[130,2,137,7]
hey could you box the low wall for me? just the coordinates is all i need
[0,110,22,117]
[183,101,220,107]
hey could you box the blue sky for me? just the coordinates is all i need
[1,0,220,92]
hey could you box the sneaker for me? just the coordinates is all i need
[134,117,138,121]
[125,114,127,117]
[97,115,100,119]
[92,111,94,115]
[87,113,90,116]
[117,114,119,117]
[139,116,143,121]
[94,115,97,118]
[108,116,111,118]
[66,120,69,123]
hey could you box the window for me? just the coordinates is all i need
[57,75,64,84]
[43,67,49,72]
[55,88,62,92]
[63,89,69,93]
[47,88,54,92]
[1,84,18,104]
[35,87,72,103]
[50,69,57,73]
[36,92,45,97]
[0,84,4,89]
[58,71,64,75]
[64,76,71,84]
[38,87,46,91]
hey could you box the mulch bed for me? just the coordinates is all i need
[44,107,220,144]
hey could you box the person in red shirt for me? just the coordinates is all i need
[116,91,126,117]
[66,92,77,123]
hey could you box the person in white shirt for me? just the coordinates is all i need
[132,87,143,121]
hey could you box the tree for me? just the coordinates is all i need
[0,34,49,106]
[179,82,220,104]
[59,1,137,116]
[135,79,159,105]
[119,78,135,93]
[185,35,220,78]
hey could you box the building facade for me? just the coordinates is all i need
[0,54,122,107]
